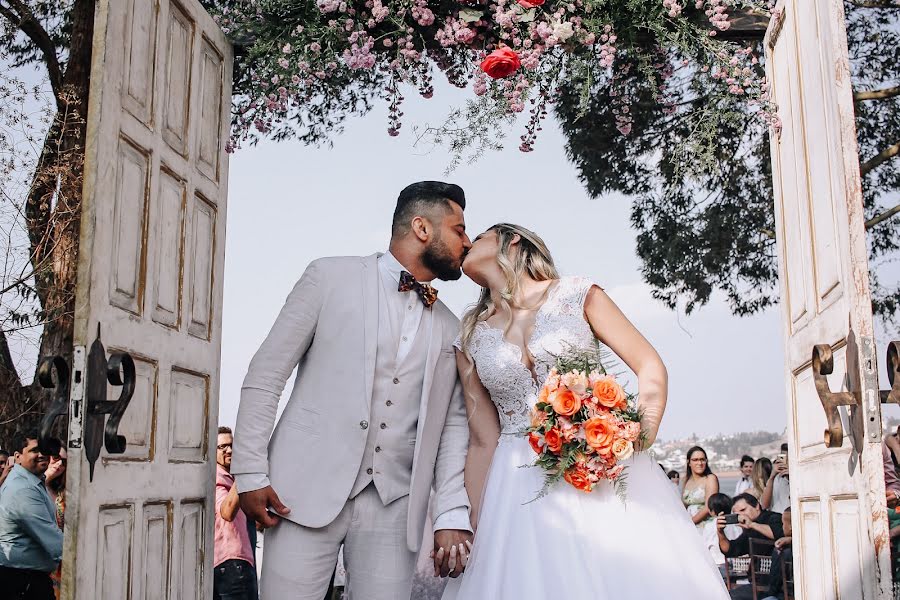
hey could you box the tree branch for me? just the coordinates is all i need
[0,0,63,101]
[0,327,23,398]
[860,140,900,175]
[854,86,900,102]
[866,202,900,230]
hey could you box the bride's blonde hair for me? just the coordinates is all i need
[459,223,559,358]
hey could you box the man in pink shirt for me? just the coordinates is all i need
[215,427,257,600]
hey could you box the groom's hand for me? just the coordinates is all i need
[239,486,290,529]
[433,529,473,578]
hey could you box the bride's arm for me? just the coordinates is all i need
[456,350,501,530]
[583,285,668,447]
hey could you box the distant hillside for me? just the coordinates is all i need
[652,430,786,472]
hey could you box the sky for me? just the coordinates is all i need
[219,81,797,441]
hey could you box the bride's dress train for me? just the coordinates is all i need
[442,276,729,599]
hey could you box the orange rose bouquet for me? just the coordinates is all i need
[526,351,643,501]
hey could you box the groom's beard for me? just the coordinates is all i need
[423,236,463,281]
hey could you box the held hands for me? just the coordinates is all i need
[431,529,474,578]
[238,485,291,529]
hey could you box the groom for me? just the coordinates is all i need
[233,181,474,599]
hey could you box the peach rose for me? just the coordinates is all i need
[538,385,551,405]
[584,416,616,451]
[564,465,593,492]
[561,370,589,395]
[550,389,582,416]
[607,464,625,480]
[544,428,563,454]
[531,408,549,428]
[611,438,634,461]
[592,376,626,409]
[528,432,544,455]
[480,47,521,79]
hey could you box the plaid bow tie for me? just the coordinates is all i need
[399,271,438,308]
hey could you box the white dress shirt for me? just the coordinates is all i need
[733,476,752,497]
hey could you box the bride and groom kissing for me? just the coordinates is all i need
[232,181,731,599]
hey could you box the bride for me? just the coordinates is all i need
[439,223,730,599]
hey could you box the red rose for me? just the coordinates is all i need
[544,428,563,454]
[480,47,521,79]
[517,0,545,7]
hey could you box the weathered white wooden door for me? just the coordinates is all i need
[61,1,232,598]
[766,1,891,598]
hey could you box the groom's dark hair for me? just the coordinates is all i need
[392,181,466,236]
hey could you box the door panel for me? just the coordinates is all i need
[63,1,232,599]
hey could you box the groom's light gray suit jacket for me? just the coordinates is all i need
[232,254,470,551]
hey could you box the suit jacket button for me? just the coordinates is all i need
[366,468,373,475]
[360,420,369,430]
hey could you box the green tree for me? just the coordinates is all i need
[556,0,899,322]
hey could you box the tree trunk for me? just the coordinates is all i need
[0,0,95,446]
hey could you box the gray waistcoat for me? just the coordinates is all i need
[349,307,429,504]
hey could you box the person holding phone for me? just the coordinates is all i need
[762,443,790,513]
[715,493,784,560]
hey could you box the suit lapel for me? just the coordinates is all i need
[362,254,380,412]
[413,309,443,468]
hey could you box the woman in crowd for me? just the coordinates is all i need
[748,457,772,500]
[682,446,719,532]
[45,445,66,600]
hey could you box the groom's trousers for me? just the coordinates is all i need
[261,484,417,600]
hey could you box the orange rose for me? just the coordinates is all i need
[550,389,582,416]
[544,428,563,454]
[564,465,593,492]
[584,416,616,451]
[528,432,544,455]
[592,376,626,409]
[480,47,521,79]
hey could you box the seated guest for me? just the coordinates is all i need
[0,430,64,600]
[716,493,784,559]
[734,456,754,496]
[667,470,680,489]
[748,457,772,500]
[703,493,741,579]
[727,508,792,600]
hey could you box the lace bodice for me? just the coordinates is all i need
[455,276,598,435]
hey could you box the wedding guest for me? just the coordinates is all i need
[0,430,63,600]
[0,449,12,489]
[667,470,680,489]
[884,430,900,508]
[748,457,772,500]
[214,427,257,600]
[682,446,719,532]
[733,456,754,496]
[716,493,783,559]
[728,507,792,600]
[44,444,66,600]
[762,444,790,512]
[703,493,741,579]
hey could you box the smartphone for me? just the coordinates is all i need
[724,514,740,525]
[775,453,786,464]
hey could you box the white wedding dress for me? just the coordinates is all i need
[441,276,730,599]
